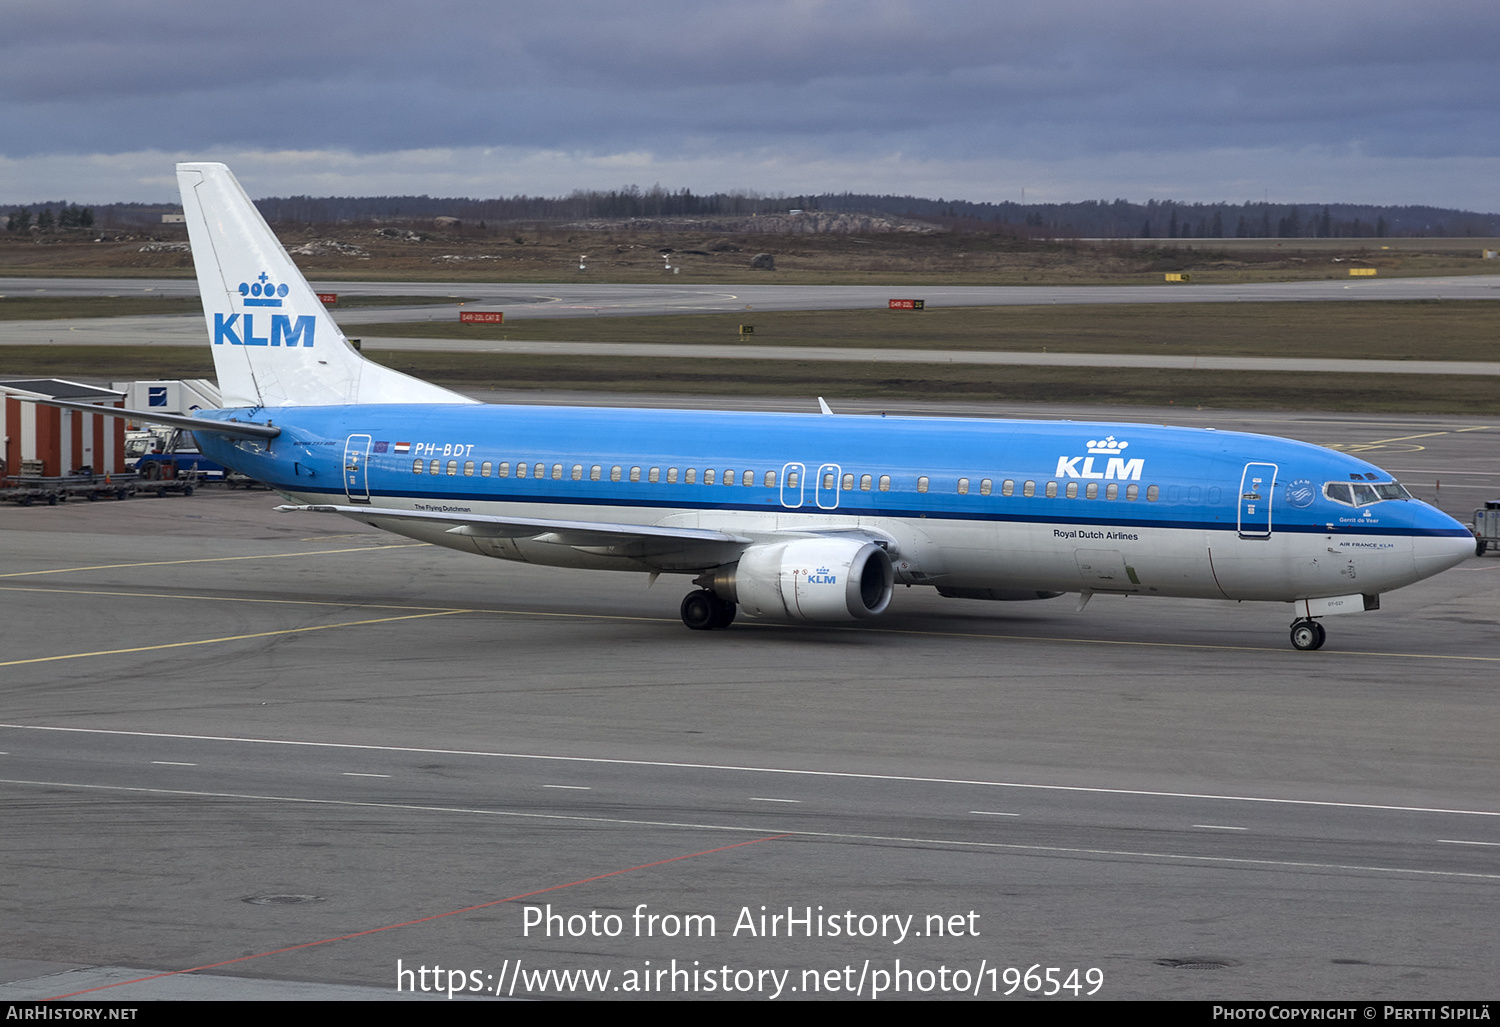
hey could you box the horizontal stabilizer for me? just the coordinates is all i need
[11,392,280,439]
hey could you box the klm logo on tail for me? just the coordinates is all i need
[240,271,287,307]
[215,271,315,347]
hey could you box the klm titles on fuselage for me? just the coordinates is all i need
[213,272,315,347]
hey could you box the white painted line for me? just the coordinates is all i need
[542,784,591,790]
[5,723,1498,819]
[970,811,1019,817]
[150,761,196,766]
[5,777,1499,883]
[1437,839,1500,847]
[748,797,802,803]
[1194,824,1248,831]
[342,772,391,778]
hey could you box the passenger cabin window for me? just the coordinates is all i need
[1045,481,1058,498]
[842,473,854,491]
[1002,479,1014,497]
[481,461,492,477]
[590,465,601,481]
[1147,485,1160,501]
[1126,484,1138,500]
[957,477,970,495]
[534,463,545,479]
[764,470,776,487]
[917,476,929,493]
[1065,482,1078,498]
[784,470,795,488]
[1023,480,1035,497]
[649,467,660,483]
[498,461,510,478]
[1105,483,1117,500]
[686,468,697,484]
[860,474,873,491]
[629,466,641,482]
[464,460,475,476]
[1085,483,1098,499]
[413,459,423,474]
[704,469,715,485]
[823,471,836,490]
[878,475,890,492]
[429,459,441,475]
[447,460,458,476]
[725,470,736,486]
[667,467,679,483]
[551,464,562,480]
[572,464,583,480]
[610,465,621,482]
[980,479,993,496]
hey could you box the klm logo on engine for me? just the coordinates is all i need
[808,566,837,585]
[1055,436,1143,481]
[214,272,314,347]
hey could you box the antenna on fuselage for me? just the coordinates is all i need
[818,397,833,416]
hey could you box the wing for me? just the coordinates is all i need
[278,503,755,565]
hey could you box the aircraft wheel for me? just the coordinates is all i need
[681,589,720,630]
[1290,620,1325,651]
[710,596,737,629]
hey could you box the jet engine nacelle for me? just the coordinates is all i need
[708,538,895,622]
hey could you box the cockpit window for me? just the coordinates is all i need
[1324,480,1410,506]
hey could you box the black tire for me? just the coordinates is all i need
[711,596,737,629]
[182,485,195,497]
[1290,620,1322,651]
[681,590,719,630]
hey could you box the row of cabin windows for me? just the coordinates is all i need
[413,460,783,486]
[407,459,1163,503]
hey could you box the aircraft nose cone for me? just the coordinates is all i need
[1412,511,1476,578]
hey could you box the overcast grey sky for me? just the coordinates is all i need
[2,0,1496,210]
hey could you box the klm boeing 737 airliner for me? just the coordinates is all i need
[42,164,1476,649]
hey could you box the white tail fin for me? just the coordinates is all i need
[176,162,474,408]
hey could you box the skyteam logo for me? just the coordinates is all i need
[1056,436,1143,481]
[1285,478,1316,509]
[240,271,287,307]
[808,566,837,585]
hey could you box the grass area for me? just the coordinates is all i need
[0,296,202,319]
[3,228,1498,286]
[354,300,1500,363]
[5,344,1499,414]
[0,294,478,320]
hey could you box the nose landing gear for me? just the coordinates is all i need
[681,589,737,630]
[1289,618,1327,651]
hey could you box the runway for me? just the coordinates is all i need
[1,401,1496,1001]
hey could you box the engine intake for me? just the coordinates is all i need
[705,538,895,621]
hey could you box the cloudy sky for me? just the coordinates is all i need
[2,0,1496,210]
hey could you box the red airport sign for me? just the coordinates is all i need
[460,311,505,324]
[317,293,338,305]
[888,299,925,310]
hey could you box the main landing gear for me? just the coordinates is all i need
[681,589,736,630]
[1289,618,1327,651]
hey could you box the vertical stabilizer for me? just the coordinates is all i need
[176,162,474,408]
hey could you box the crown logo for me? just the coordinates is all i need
[239,271,287,307]
[1087,436,1128,455]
